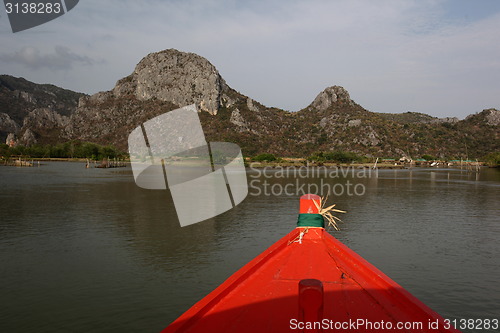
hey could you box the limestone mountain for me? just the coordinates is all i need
[64,49,229,147]
[0,75,84,145]
[1,49,498,159]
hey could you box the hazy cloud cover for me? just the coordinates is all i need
[0,46,97,70]
[1,0,499,118]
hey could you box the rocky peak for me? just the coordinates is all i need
[111,49,227,115]
[484,108,500,126]
[465,108,500,126]
[310,86,354,111]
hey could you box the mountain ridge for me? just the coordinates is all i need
[1,49,498,158]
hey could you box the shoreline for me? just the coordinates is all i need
[0,157,130,168]
[1,158,488,169]
[246,161,486,169]
[0,157,130,162]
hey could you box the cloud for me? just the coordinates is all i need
[0,46,96,70]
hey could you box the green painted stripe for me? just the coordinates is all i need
[297,214,324,228]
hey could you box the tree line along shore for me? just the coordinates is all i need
[1,142,499,168]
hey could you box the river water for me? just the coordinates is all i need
[0,162,499,332]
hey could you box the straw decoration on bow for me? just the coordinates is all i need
[313,195,346,230]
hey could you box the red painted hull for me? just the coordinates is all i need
[162,228,460,332]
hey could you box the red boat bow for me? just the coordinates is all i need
[162,195,460,332]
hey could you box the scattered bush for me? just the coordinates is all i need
[308,151,365,163]
[484,152,500,167]
[421,154,436,161]
[252,153,277,162]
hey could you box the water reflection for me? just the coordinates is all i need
[0,163,498,332]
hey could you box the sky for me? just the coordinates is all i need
[1,0,499,119]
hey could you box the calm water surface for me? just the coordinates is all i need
[0,162,499,332]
